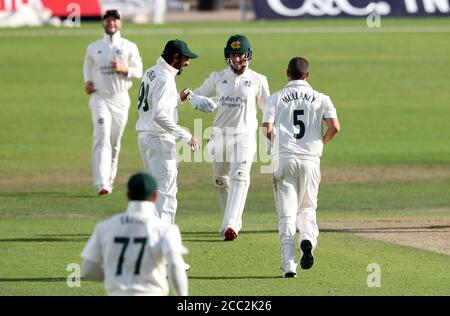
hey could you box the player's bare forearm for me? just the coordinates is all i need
[323,128,338,144]
[323,118,340,144]
[262,122,272,141]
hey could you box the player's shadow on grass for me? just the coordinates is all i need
[240,230,278,234]
[183,239,225,243]
[321,225,450,233]
[182,229,279,242]
[0,237,89,242]
[0,277,68,283]
[182,229,278,237]
[182,231,221,237]
[181,229,279,242]
[0,276,282,282]
[0,192,96,198]
[39,234,91,237]
[189,276,282,280]
[0,233,92,243]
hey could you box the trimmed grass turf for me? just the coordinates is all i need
[0,180,449,295]
[1,211,450,296]
[0,18,449,295]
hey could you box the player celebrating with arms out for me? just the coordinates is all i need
[186,35,270,241]
[262,57,340,278]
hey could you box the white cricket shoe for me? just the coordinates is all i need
[280,260,298,278]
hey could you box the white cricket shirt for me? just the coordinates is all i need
[83,32,143,96]
[263,80,337,160]
[194,67,270,135]
[81,201,188,296]
[135,57,192,142]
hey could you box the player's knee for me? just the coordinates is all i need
[92,136,111,150]
[279,214,296,225]
[298,206,317,214]
[93,128,110,145]
[230,168,249,183]
[214,176,229,189]
[160,211,175,224]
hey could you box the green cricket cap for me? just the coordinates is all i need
[127,173,158,200]
[224,34,252,56]
[163,39,198,59]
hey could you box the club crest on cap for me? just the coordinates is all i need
[230,41,241,50]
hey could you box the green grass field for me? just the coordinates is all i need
[0,18,449,296]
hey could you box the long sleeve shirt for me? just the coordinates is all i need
[194,67,270,135]
[83,31,143,96]
[135,57,192,142]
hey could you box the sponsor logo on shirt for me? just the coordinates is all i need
[100,65,115,75]
[219,96,247,109]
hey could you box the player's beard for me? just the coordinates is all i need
[174,60,188,75]
[105,28,117,35]
[228,59,248,75]
[103,20,121,35]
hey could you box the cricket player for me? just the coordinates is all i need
[81,172,189,296]
[262,57,340,278]
[83,9,143,195]
[136,39,200,225]
[187,35,270,241]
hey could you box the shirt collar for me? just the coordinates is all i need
[157,56,180,77]
[126,200,157,215]
[103,31,121,45]
[285,80,311,88]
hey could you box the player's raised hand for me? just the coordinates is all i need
[85,81,96,95]
[111,59,128,75]
[180,88,193,102]
[188,137,200,151]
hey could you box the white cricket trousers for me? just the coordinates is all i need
[89,92,130,190]
[272,156,321,270]
[208,133,256,236]
[138,133,177,224]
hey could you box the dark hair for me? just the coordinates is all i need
[102,9,121,20]
[127,173,157,201]
[287,57,309,80]
[161,39,197,65]
[161,51,180,65]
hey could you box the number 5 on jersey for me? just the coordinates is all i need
[293,109,305,139]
